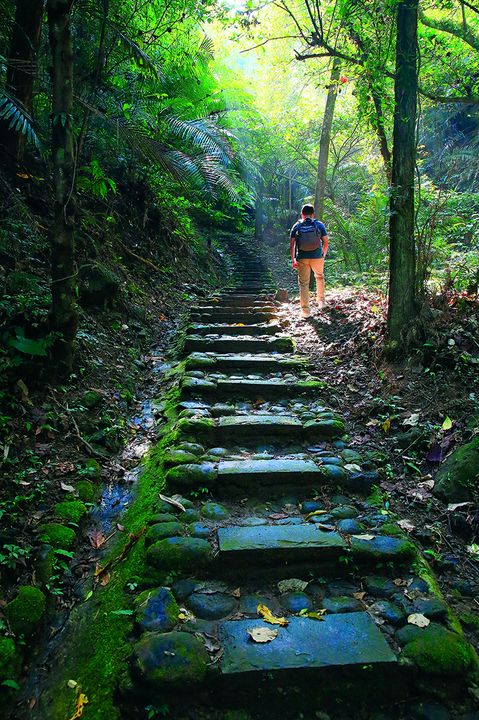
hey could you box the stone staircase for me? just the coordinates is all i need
[124,241,477,719]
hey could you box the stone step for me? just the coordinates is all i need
[202,297,277,308]
[218,458,321,486]
[181,377,323,400]
[184,336,294,354]
[216,414,303,440]
[219,613,397,675]
[185,352,309,371]
[190,311,276,324]
[187,323,281,337]
[192,304,277,314]
[216,524,415,570]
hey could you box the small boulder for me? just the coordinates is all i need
[5,586,46,637]
[402,625,474,675]
[187,591,237,620]
[201,502,230,521]
[134,587,179,632]
[434,436,479,502]
[146,537,213,572]
[132,631,209,687]
[280,591,313,614]
[165,462,216,489]
[145,522,184,547]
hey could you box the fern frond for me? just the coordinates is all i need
[0,92,40,148]
[160,113,233,165]
[112,27,164,80]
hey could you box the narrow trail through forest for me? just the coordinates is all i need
[22,237,478,720]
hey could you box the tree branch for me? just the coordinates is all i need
[419,8,479,52]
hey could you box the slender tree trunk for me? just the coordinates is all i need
[387,0,419,343]
[314,58,340,219]
[255,178,264,239]
[371,86,392,185]
[0,0,44,168]
[47,0,78,374]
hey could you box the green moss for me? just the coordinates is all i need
[54,500,87,524]
[39,523,76,548]
[132,631,209,686]
[76,480,98,502]
[84,458,101,481]
[460,612,479,630]
[434,435,479,501]
[164,462,217,489]
[0,637,20,682]
[146,536,213,572]
[402,625,474,675]
[5,586,46,637]
[297,379,327,391]
[376,522,403,537]
[82,390,103,409]
[145,522,184,546]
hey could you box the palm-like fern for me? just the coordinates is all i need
[0,90,41,149]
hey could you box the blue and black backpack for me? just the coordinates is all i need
[295,218,323,253]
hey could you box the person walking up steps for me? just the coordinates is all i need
[290,203,329,319]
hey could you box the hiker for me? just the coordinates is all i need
[290,204,329,319]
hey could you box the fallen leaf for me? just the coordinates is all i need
[343,463,361,472]
[84,590,93,602]
[178,608,195,622]
[403,413,420,427]
[247,627,278,643]
[68,692,88,720]
[393,578,408,587]
[447,502,473,512]
[407,613,430,628]
[382,418,391,433]
[304,509,327,521]
[116,523,125,531]
[298,608,326,620]
[159,493,186,512]
[67,680,77,689]
[442,416,453,431]
[353,591,366,601]
[89,531,106,549]
[277,578,308,593]
[351,534,375,541]
[257,603,289,626]
[232,587,241,598]
[397,519,415,532]
[60,482,76,493]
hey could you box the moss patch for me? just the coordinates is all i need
[0,637,20,682]
[76,480,98,502]
[39,523,76,549]
[5,586,46,637]
[54,500,87,524]
[402,625,474,675]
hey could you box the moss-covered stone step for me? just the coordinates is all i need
[198,297,278,309]
[187,322,282,336]
[185,352,308,371]
[191,303,277,315]
[216,525,415,569]
[184,335,294,354]
[190,311,276,324]
[218,458,321,486]
[181,377,325,401]
[216,414,303,440]
[219,613,397,675]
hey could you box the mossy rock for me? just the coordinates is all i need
[402,625,474,675]
[147,513,178,525]
[176,417,215,442]
[84,458,101,481]
[146,537,213,572]
[297,379,327,391]
[39,523,76,548]
[82,390,103,409]
[54,500,87,524]
[460,612,479,631]
[185,353,216,369]
[145,522,185,547]
[0,637,20,682]
[304,418,345,439]
[5,586,46,637]
[163,449,200,468]
[319,464,348,483]
[201,502,230,520]
[376,522,404,537]
[165,462,216,489]
[132,631,209,687]
[434,435,479,502]
[134,587,179,633]
[76,480,97,502]
[177,442,205,456]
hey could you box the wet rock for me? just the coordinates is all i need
[145,522,184,547]
[453,579,476,597]
[395,624,425,646]
[324,580,357,597]
[280,591,313,614]
[180,509,200,523]
[303,418,346,438]
[276,517,303,525]
[402,624,474,675]
[319,465,348,483]
[132,631,209,687]
[147,537,213,572]
[331,505,358,519]
[148,513,178,525]
[187,591,237,620]
[405,702,450,720]
[412,597,448,621]
[300,500,325,514]
[322,596,362,614]
[344,471,379,494]
[189,522,213,539]
[369,600,405,626]
[171,578,198,601]
[364,576,397,599]
[239,594,280,616]
[134,587,179,632]
[309,514,334,524]
[5,586,46,637]
[82,389,103,409]
[177,442,205,456]
[240,517,268,526]
[434,435,479,502]
[337,519,365,534]
[76,480,97,502]
[321,456,342,466]
[164,449,200,467]
[211,404,236,417]
[201,502,230,520]
[409,577,430,594]
[331,494,350,505]
[341,449,362,463]
[165,462,216,489]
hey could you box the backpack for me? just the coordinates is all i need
[295,219,323,253]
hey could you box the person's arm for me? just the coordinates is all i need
[290,235,298,268]
[322,234,329,258]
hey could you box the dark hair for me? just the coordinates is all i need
[301,204,314,216]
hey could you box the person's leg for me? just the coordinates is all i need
[310,258,325,305]
[297,259,312,317]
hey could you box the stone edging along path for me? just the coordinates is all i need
[31,238,478,720]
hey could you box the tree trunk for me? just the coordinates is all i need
[371,86,392,185]
[255,178,264,239]
[47,0,78,374]
[0,0,44,168]
[387,0,419,343]
[314,58,340,219]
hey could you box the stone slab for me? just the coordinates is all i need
[187,354,307,371]
[190,312,276,325]
[188,324,281,337]
[215,379,313,399]
[217,415,303,439]
[217,524,345,553]
[219,614,397,675]
[218,458,321,485]
[184,337,294,354]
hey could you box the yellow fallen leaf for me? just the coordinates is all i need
[304,509,327,521]
[382,418,391,433]
[257,603,289,626]
[353,591,366,601]
[247,626,278,643]
[407,613,430,628]
[442,416,453,431]
[68,692,88,720]
[298,608,326,620]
